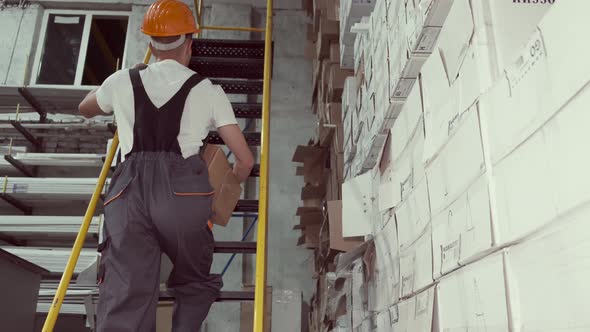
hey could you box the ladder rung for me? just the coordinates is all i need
[159,290,255,302]
[214,241,257,254]
[192,39,265,59]
[211,79,263,95]
[235,199,259,213]
[206,131,260,146]
[232,103,262,119]
[190,57,263,80]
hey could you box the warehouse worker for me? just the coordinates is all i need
[78,0,255,330]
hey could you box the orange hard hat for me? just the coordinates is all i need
[141,0,199,37]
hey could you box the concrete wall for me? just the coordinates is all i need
[262,7,315,299]
[0,4,43,85]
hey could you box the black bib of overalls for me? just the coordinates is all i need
[126,67,205,158]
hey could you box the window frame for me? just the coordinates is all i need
[30,9,132,89]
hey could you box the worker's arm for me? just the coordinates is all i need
[217,124,255,183]
[79,88,108,118]
[79,64,145,118]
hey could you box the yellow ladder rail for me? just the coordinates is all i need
[41,49,152,332]
[253,0,272,331]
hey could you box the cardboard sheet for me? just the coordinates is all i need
[399,225,433,297]
[437,251,510,332]
[432,175,493,279]
[385,123,426,210]
[395,177,431,251]
[480,0,590,164]
[342,171,375,237]
[425,107,485,217]
[389,82,423,165]
[370,210,401,311]
[506,203,590,331]
[328,200,364,252]
[492,81,590,245]
[483,0,555,75]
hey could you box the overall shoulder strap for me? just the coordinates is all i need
[176,74,206,99]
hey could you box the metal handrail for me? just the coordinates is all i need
[253,0,272,330]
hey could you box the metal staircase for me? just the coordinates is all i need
[36,1,274,331]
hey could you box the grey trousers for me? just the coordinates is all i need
[96,152,223,332]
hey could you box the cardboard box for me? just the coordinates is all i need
[201,144,242,226]
[505,204,590,331]
[342,171,375,237]
[316,16,340,59]
[329,41,340,63]
[381,122,426,210]
[419,0,494,163]
[431,175,493,279]
[399,225,433,297]
[360,133,388,172]
[388,80,423,164]
[350,260,368,328]
[395,177,431,250]
[328,200,364,252]
[340,41,355,69]
[370,210,401,311]
[437,251,510,332]
[483,0,555,76]
[434,0,475,81]
[373,310,391,332]
[389,301,410,331]
[326,0,339,21]
[329,66,354,102]
[421,54,484,163]
[491,80,590,245]
[156,302,174,332]
[395,286,438,332]
[425,106,485,217]
[479,0,590,164]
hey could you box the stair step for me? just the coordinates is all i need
[160,290,255,302]
[214,241,257,254]
[232,102,262,119]
[211,78,263,95]
[190,57,263,80]
[207,131,260,146]
[192,39,265,59]
[235,199,259,213]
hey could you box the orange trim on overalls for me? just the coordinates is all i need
[173,191,216,196]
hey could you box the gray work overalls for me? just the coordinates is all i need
[96,67,223,332]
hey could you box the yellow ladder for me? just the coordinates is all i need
[41,0,273,330]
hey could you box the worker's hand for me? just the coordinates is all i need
[217,124,255,183]
[133,63,148,70]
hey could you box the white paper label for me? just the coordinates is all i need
[441,236,461,271]
[415,27,440,53]
[12,184,28,193]
[506,29,546,91]
[389,305,399,324]
[415,291,429,317]
[55,16,80,24]
[401,270,415,295]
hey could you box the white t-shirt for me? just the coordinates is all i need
[96,59,237,159]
